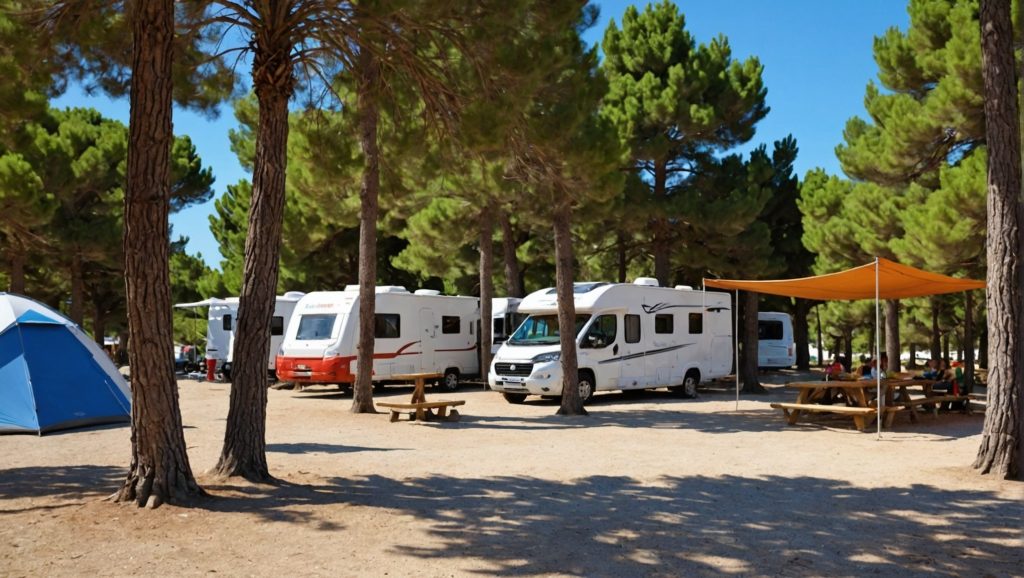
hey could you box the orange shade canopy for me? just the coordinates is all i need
[703,258,985,301]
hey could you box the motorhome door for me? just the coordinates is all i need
[577,313,620,389]
[418,308,436,371]
[619,313,645,388]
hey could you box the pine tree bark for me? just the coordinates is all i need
[908,343,917,369]
[974,0,1022,479]
[479,202,494,379]
[70,252,84,325]
[9,253,25,294]
[884,299,900,372]
[214,14,296,481]
[616,231,627,283]
[794,299,810,370]
[930,299,942,361]
[740,291,765,393]
[553,197,585,416]
[652,160,670,286]
[964,290,975,393]
[93,301,106,346]
[114,0,203,508]
[498,209,524,298]
[843,330,853,372]
[351,46,381,414]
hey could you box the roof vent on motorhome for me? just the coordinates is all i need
[344,285,360,292]
[633,277,660,287]
[674,285,693,291]
[414,289,442,296]
[282,291,306,299]
[376,286,408,293]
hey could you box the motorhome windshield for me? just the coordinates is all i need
[507,314,591,346]
[295,314,337,340]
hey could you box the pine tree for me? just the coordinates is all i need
[601,0,768,286]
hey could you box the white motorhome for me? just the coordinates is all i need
[276,287,480,390]
[491,297,527,354]
[758,311,795,369]
[488,279,733,404]
[175,292,305,378]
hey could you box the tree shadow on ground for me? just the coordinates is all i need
[266,443,409,455]
[454,407,785,434]
[0,465,121,512]
[196,472,1023,577]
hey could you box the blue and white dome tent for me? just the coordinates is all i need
[0,293,131,434]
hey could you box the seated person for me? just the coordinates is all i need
[932,360,953,391]
[920,358,940,379]
[860,359,887,381]
[823,358,844,380]
[857,355,871,377]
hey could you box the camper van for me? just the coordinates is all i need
[276,287,480,390]
[223,291,306,379]
[488,279,733,404]
[491,297,527,354]
[175,292,305,379]
[758,311,795,369]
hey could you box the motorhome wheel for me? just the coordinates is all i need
[441,369,460,391]
[577,371,594,404]
[670,370,700,398]
[502,392,527,404]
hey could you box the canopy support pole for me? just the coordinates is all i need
[735,289,740,411]
[875,257,882,439]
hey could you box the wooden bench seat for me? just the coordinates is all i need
[377,400,465,422]
[770,402,899,431]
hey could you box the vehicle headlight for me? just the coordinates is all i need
[533,351,561,364]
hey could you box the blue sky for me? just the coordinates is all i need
[51,0,909,267]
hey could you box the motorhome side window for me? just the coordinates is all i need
[688,312,703,334]
[654,314,674,334]
[581,315,617,349]
[374,314,401,338]
[625,314,641,343]
[759,320,783,340]
[493,318,505,337]
[442,315,460,334]
[270,316,284,336]
[222,314,232,331]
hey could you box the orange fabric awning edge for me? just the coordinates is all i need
[703,258,985,301]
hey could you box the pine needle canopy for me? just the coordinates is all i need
[703,258,984,300]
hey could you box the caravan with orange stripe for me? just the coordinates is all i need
[275,287,480,391]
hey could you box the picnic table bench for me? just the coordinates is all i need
[376,372,465,422]
[774,378,968,431]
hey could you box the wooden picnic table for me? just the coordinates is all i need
[376,372,465,423]
[771,378,968,431]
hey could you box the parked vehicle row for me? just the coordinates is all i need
[175,280,797,399]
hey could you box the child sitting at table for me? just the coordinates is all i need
[920,358,941,379]
[823,358,844,380]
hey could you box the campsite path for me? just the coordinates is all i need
[1,377,1022,577]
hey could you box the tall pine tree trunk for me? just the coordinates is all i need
[930,299,942,361]
[114,0,202,507]
[553,197,585,416]
[974,0,1022,479]
[843,330,853,372]
[884,299,900,372]
[908,343,917,369]
[498,209,524,298]
[652,160,670,286]
[479,202,494,379]
[740,291,764,393]
[214,19,295,481]
[964,290,975,392]
[9,253,25,293]
[93,301,106,346]
[794,299,810,370]
[616,231,627,283]
[70,252,84,325]
[351,47,381,414]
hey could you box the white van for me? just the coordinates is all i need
[758,311,795,369]
[276,287,480,391]
[175,292,305,379]
[491,297,527,354]
[488,279,733,404]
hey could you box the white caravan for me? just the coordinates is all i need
[758,311,795,369]
[175,292,305,378]
[488,279,733,404]
[276,287,480,391]
[491,297,527,354]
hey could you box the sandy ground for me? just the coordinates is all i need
[1,373,1022,577]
